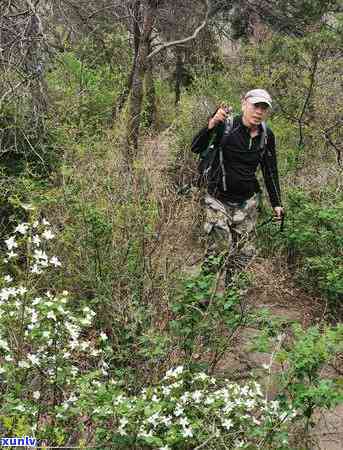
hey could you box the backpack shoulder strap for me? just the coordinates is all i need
[260,121,267,149]
[259,121,268,160]
[218,116,234,192]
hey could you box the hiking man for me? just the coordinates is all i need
[191,89,284,282]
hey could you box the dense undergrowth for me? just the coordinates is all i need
[0,23,342,449]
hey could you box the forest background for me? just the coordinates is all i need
[0,1,342,449]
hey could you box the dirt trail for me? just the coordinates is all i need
[143,131,343,450]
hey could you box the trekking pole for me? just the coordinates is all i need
[279,211,286,232]
[256,211,286,232]
[256,216,274,229]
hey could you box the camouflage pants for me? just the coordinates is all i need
[203,193,260,282]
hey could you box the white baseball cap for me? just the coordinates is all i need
[244,89,272,108]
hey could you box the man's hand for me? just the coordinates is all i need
[208,105,232,130]
[273,206,284,221]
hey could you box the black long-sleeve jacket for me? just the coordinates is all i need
[191,115,282,207]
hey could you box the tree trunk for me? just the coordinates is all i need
[112,0,141,123]
[175,47,183,106]
[144,39,156,129]
[127,0,156,159]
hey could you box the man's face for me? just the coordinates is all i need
[242,99,270,127]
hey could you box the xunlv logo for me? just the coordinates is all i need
[0,436,37,446]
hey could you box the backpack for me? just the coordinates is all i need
[197,117,268,192]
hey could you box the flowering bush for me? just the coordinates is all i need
[3,217,327,449]
[76,365,297,449]
[0,218,111,440]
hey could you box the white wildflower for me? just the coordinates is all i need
[147,412,160,427]
[165,365,183,379]
[253,382,263,397]
[15,223,29,235]
[47,311,56,321]
[100,333,108,341]
[0,288,11,301]
[32,297,42,306]
[27,353,40,365]
[222,418,233,430]
[245,398,256,409]
[161,386,171,396]
[181,427,193,438]
[4,275,13,283]
[32,235,41,246]
[5,236,18,251]
[119,417,129,427]
[42,218,50,226]
[205,396,214,405]
[18,360,30,368]
[33,391,41,400]
[30,264,42,274]
[194,372,208,381]
[174,406,184,417]
[34,249,48,262]
[192,390,202,403]
[68,394,77,403]
[240,386,249,396]
[0,339,9,350]
[42,229,55,240]
[17,286,27,296]
[161,415,172,427]
[223,401,235,413]
[179,417,189,427]
[50,256,61,267]
[7,251,18,259]
[70,366,78,376]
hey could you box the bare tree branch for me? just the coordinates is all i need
[147,0,209,60]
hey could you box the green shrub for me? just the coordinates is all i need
[258,188,343,308]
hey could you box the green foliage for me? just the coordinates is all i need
[170,268,249,365]
[47,52,122,132]
[276,325,343,422]
[258,188,343,307]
